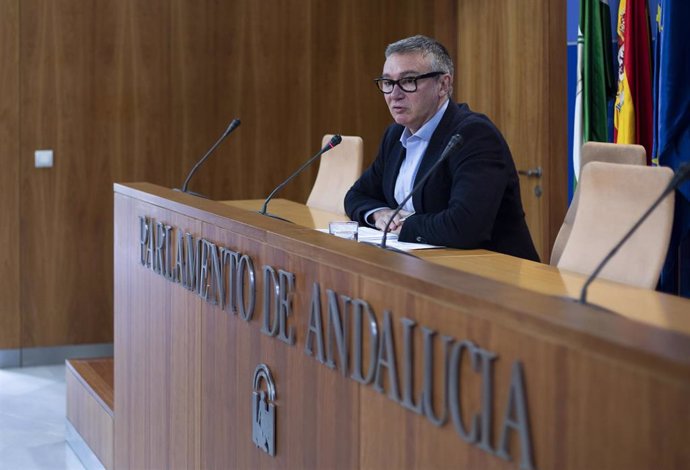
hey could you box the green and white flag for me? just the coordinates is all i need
[573,0,616,181]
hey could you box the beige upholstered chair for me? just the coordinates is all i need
[306,134,363,215]
[557,161,674,289]
[550,142,647,265]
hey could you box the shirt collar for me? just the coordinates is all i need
[400,99,450,148]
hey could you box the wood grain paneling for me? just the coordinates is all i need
[357,278,690,469]
[13,0,561,352]
[18,0,155,347]
[457,0,567,261]
[309,0,458,184]
[199,229,360,469]
[169,0,312,201]
[20,0,180,347]
[66,358,114,469]
[114,184,690,469]
[113,193,202,469]
[546,0,569,259]
[67,357,114,411]
[0,0,20,349]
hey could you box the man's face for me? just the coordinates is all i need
[381,52,450,133]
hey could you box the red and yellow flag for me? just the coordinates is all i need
[614,0,653,163]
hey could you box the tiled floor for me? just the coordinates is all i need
[0,365,86,470]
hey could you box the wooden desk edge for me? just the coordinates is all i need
[113,184,690,376]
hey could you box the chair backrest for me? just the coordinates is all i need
[550,142,647,265]
[306,134,363,215]
[557,161,674,289]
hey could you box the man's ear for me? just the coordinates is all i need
[439,74,453,97]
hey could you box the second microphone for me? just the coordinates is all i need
[259,135,343,221]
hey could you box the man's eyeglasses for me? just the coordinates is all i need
[374,71,445,94]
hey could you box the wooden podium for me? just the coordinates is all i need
[70,183,690,469]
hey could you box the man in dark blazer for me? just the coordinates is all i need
[344,35,539,261]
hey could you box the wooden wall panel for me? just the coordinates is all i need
[169,0,315,201]
[0,0,20,350]
[103,0,174,185]
[546,0,569,258]
[309,0,458,187]
[457,0,567,261]
[176,0,458,202]
[12,0,561,351]
[19,0,175,347]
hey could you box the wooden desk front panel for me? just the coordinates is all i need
[357,277,690,469]
[200,224,360,470]
[114,186,690,470]
[114,194,202,470]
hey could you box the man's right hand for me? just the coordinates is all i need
[372,209,414,233]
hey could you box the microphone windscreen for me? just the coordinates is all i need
[447,134,463,151]
[671,163,690,188]
[226,119,241,135]
[329,134,343,148]
[437,134,463,163]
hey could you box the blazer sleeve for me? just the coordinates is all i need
[344,127,398,224]
[399,119,510,248]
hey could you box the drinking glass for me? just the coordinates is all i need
[328,221,359,241]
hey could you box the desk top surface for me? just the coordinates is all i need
[222,198,690,336]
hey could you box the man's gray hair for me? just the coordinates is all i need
[385,35,454,78]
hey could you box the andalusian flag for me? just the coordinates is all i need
[573,0,616,180]
[613,0,653,163]
[654,0,690,297]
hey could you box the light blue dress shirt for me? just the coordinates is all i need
[365,99,449,225]
[394,99,449,212]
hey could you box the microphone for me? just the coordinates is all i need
[259,134,342,221]
[579,162,690,304]
[178,119,241,197]
[380,133,464,249]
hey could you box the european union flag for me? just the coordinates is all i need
[654,0,690,297]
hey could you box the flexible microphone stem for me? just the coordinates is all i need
[381,134,464,249]
[180,119,241,194]
[260,135,342,216]
[579,162,690,304]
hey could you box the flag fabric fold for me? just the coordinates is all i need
[613,0,654,162]
[654,0,690,297]
[573,0,616,182]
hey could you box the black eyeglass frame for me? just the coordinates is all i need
[373,71,446,94]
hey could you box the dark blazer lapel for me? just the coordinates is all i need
[412,101,459,210]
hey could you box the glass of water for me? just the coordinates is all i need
[328,221,359,241]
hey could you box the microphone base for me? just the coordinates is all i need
[558,296,617,315]
[172,188,209,199]
[360,240,418,258]
[257,211,294,224]
[382,244,418,258]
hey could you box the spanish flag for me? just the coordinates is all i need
[613,0,653,163]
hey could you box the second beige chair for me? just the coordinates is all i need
[557,161,674,290]
[550,142,647,265]
[306,134,363,215]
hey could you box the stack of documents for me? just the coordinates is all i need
[319,226,443,251]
